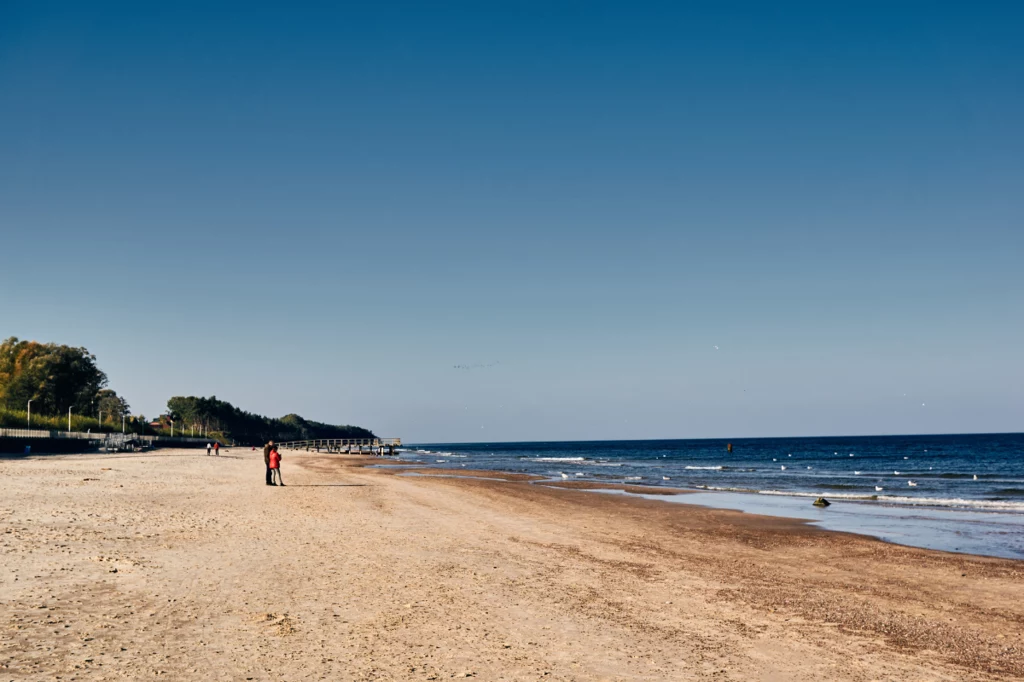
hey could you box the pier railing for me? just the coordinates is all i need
[278,438,401,456]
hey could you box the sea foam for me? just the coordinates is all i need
[527,457,586,462]
[699,486,1024,511]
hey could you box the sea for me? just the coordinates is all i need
[398,433,1024,560]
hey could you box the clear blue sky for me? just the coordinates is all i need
[1,2,1021,442]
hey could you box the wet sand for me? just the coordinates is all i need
[1,448,1022,680]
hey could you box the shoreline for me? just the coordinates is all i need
[380,461,1024,559]
[2,449,1022,680]
[377,450,1024,560]
[396,434,1024,515]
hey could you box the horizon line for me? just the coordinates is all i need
[408,430,1024,446]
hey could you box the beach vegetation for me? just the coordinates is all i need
[0,406,154,433]
[0,336,375,442]
[164,395,375,445]
[0,337,108,416]
[96,388,130,423]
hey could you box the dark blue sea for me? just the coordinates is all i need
[401,433,1024,559]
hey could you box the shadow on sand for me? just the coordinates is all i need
[275,483,369,488]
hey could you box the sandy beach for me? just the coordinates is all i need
[2,448,1022,681]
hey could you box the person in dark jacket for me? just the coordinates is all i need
[263,440,275,485]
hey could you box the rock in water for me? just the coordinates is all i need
[812,497,831,507]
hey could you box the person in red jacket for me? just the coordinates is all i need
[213,441,220,456]
[268,446,284,486]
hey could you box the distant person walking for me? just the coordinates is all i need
[263,440,275,485]
[214,442,220,456]
[206,442,212,456]
[269,446,284,486]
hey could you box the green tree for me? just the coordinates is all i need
[96,388,130,424]
[0,337,108,415]
[164,395,375,444]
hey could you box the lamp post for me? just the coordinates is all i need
[68,406,72,432]
[98,410,103,432]
[122,414,126,433]
[170,419,174,437]
[27,400,33,428]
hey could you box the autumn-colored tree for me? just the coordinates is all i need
[0,337,109,415]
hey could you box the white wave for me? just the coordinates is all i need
[755,489,881,500]
[685,465,723,470]
[590,462,623,467]
[875,496,1024,511]
[696,485,761,491]
[701,486,889,501]
[525,457,586,462]
[698,487,1024,511]
[625,476,643,480]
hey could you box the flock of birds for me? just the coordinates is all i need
[453,361,501,371]
[555,465,955,491]
[546,448,982,497]
[769,451,982,493]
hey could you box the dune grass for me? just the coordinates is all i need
[0,407,152,434]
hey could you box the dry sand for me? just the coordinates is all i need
[1,448,1022,681]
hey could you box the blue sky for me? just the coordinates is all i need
[1,2,1021,442]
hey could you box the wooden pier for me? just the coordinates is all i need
[277,438,401,456]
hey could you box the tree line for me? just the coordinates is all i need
[164,395,375,445]
[0,336,375,442]
[0,337,135,431]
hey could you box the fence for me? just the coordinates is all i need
[277,438,401,456]
[0,427,208,445]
